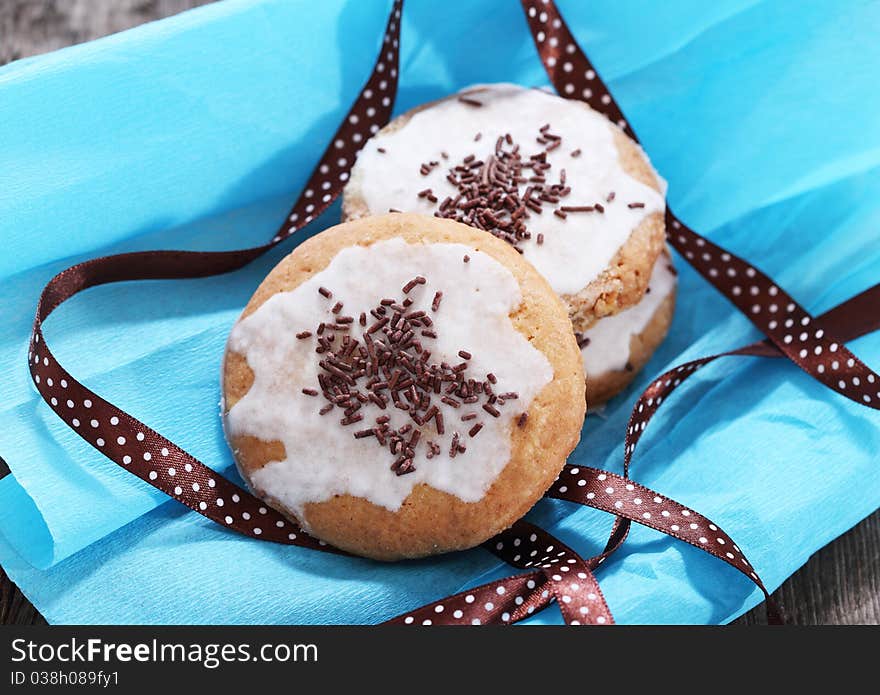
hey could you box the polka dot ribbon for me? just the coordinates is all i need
[27,0,403,553]
[387,2,880,626]
[384,520,614,626]
[520,0,880,410]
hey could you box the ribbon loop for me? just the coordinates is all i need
[387,520,612,626]
[27,0,403,549]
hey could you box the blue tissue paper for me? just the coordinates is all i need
[0,0,878,624]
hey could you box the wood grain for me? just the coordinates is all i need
[0,0,212,64]
[1,0,877,626]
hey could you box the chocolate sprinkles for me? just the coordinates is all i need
[295,279,521,476]
[427,125,576,252]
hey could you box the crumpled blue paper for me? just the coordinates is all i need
[0,0,878,624]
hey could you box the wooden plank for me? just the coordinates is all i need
[0,0,212,64]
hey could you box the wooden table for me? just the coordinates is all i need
[1,0,877,626]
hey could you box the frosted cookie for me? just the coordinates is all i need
[579,250,677,406]
[222,213,584,560]
[343,83,667,331]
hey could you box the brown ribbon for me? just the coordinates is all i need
[23,0,880,626]
[386,0,880,625]
[28,0,403,552]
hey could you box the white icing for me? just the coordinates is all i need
[225,238,553,524]
[580,255,676,378]
[351,83,665,296]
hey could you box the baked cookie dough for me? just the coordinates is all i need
[579,250,677,406]
[222,213,585,560]
[343,83,667,332]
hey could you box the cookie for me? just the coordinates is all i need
[343,83,667,332]
[222,212,585,560]
[579,250,677,406]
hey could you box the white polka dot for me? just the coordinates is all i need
[116,436,126,445]
[110,416,119,425]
